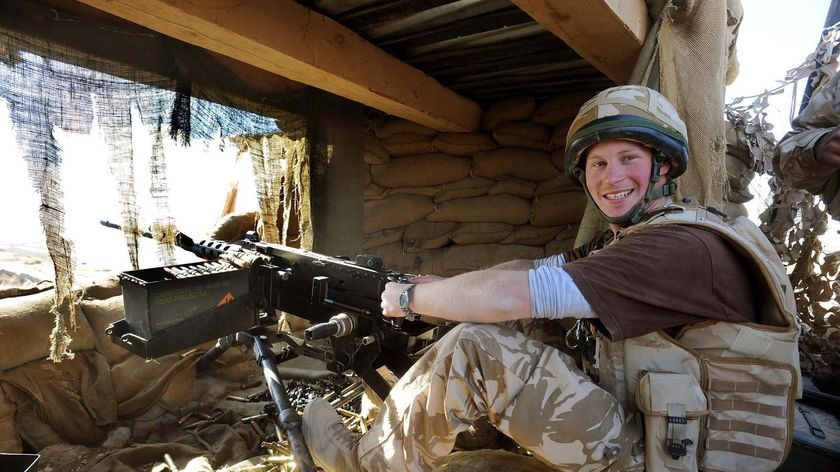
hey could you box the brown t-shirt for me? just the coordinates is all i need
[562,225,756,341]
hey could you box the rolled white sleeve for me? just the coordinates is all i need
[532,254,566,269]
[528,266,594,319]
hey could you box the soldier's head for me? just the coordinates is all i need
[564,85,689,228]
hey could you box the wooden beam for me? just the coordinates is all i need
[77,0,481,132]
[511,0,648,84]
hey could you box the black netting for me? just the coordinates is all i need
[0,27,307,361]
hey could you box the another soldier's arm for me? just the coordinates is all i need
[776,72,840,194]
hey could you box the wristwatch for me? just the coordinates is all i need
[398,284,420,321]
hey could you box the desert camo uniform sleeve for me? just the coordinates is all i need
[775,71,840,217]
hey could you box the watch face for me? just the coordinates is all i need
[399,289,409,309]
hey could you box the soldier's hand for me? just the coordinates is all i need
[814,126,840,168]
[381,282,411,318]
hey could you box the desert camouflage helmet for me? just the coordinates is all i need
[564,85,689,183]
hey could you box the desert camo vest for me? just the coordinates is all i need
[591,204,801,472]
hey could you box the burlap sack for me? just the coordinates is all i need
[427,195,531,225]
[492,122,553,151]
[545,225,580,254]
[365,182,388,199]
[0,385,20,452]
[79,296,131,366]
[81,276,122,301]
[451,223,514,245]
[481,96,536,131]
[366,242,423,273]
[530,191,588,226]
[374,116,438,139]
[370,154,470,187]
[382,133,436,157]
[403,221,458,253]
[110,350,202,417]
[550,117,574,147]
[0,289,96,371]
[364,227,405,249]
[432,132,497,156]
[0,351,117,448]
[489,177,537,199]
[383,186,443,198]
[420,244,544,276]
[209,211,258,242]
[435,177,493,203]
[501,225,565,246]
[364,134,390,165]
[532,92,592,126]
[549,148,566,171]
[363,194,435,233]
[535,175,577,196]
[473,148,560,181]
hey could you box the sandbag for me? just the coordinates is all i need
[0,385,20,452]
[0,351,117,448]
[420,244,544,276]
[81,275,122,301]
[549,149,567,173]
[545,225,580,254]
[427,195,531,225]
[79,296,131,366]
[383,186,443,198]
[435,177,493,203]
[481,96,536,131]
[363,194,435,233]
[0,289,96,371]
[365,182,388,199]
[501,225,565,246]
[451,223,514,245]
[209,211,258,242]
[366,242,424,273]
[488,177,537,199]
[535,175,577,196]
[492,122,552,151]
[364,227,405,250]
[473,148,560,181]
[403,221,458,252]
[374,116,438,139]
[370,154,470,187]
[363,134,390,164]
[532,92,592,126]
[432,132,496,156]
[530,192,588,226]
[550,118,574,147]
[110,350,202,417]
[381,133,436,157]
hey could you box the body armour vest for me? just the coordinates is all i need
[591,204,801,472]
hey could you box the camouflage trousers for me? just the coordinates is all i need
[358,323,635,471]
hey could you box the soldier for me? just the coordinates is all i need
[775,70,840,219]
[304,86,801,472]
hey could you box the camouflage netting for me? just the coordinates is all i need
[0,27,310,362]
[725,22,840,376]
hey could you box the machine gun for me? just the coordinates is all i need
[102,221,441,471]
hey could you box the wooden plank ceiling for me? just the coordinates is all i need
[66,0,649,132]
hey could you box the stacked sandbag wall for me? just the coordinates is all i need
[362,93,592,276]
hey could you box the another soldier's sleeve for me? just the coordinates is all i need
[775,71,840,217]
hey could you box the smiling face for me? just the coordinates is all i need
[583,140,670,228]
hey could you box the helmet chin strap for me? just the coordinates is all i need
[580,157,677,227]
